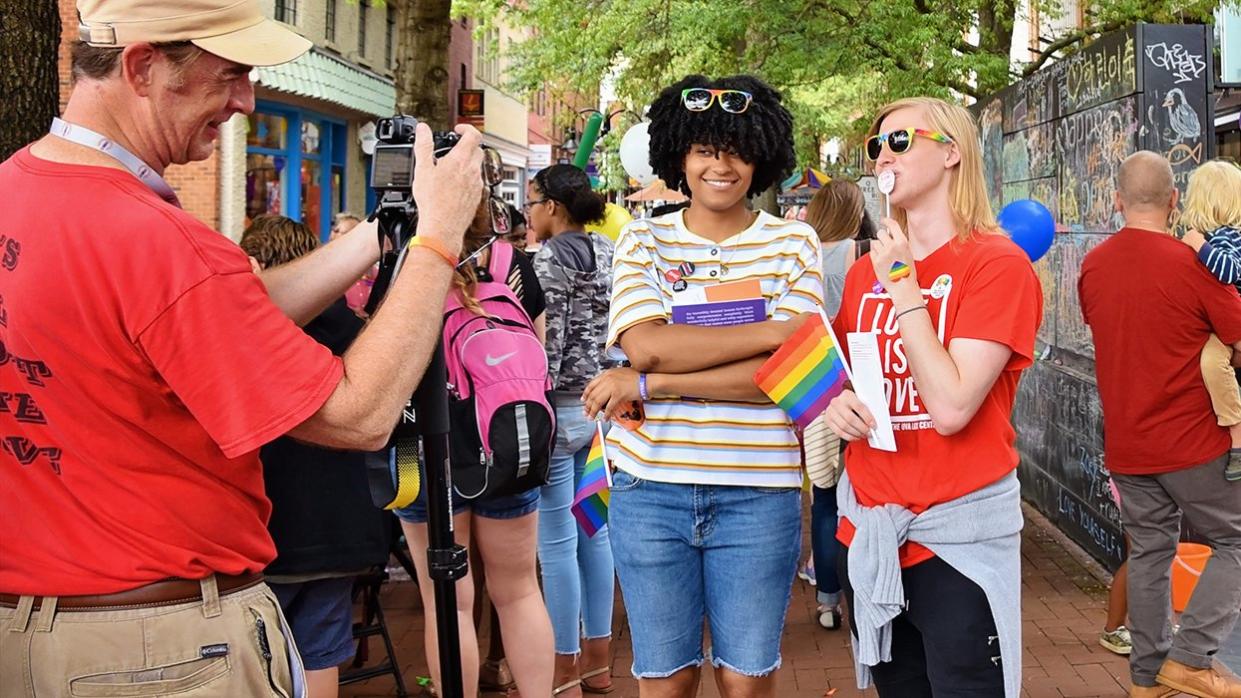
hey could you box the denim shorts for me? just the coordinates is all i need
[268,577,356,670]
[393,478,539,523]
[607,469,801,678]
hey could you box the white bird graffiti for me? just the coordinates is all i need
[1162,88,1201,143]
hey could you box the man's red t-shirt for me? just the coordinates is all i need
[0,149,344,595]
[833,233,1042,567]
[1080,227,1241,475]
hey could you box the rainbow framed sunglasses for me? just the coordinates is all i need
[865,128,954,161]
[681,88,753,114]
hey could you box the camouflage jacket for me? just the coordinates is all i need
[533,232,616,392]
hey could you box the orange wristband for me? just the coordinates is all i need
[408,236,459,269]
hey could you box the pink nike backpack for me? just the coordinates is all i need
[442,241,555,499]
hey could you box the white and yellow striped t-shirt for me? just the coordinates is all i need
[606,209,824,487]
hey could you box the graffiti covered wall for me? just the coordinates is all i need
[973,23,1215,569]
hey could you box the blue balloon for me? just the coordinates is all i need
[998,199,1055,262]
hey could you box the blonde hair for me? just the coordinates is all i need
[453,193,500,315]
[867,97,1000,239]
[240,215,320,268]
[1180,160,1241,233]
[806,180,865,244]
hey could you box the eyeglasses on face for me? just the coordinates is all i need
[865,128,954,161]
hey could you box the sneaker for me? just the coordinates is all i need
[1226,449,1241,482]
[798,560,817,586]
[1101,626,1133,655]
[817,604,842,630]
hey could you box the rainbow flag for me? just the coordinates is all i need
[571,423,611,538]
[754,314,851,429]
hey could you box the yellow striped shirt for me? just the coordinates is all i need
[605,210,824,486]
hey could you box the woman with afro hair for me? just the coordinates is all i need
[582,74,823,698]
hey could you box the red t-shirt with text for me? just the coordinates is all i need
[0,149,343,595]
[833,233,1042,567]
[1079,228,1241,475]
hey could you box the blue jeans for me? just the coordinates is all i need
[269,577,357,670]
[538,402,616,655]
[810,484,842,605]
[608,470,801,678]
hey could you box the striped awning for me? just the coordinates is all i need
[256,48,396,118]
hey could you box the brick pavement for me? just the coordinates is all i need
[341,503,1138,698]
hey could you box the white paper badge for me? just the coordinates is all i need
[930,274,953,299]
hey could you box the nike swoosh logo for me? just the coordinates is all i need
[485,352,518,367]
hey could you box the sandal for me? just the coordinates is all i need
[552,678,582,696]
[480,658,516,692]
[580,667,614,694]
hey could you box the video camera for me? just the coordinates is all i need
[364,116,510,316]
[368,116,507,243]
[369,116,466,206]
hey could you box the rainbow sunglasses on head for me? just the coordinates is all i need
[681,88,753,114]
[865,128,954,161]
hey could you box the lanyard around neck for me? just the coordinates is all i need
[49,117,181,208]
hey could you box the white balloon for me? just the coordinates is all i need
[619,122,657,186]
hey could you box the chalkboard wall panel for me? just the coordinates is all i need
[981,96,1005,213]
[1005,63,1065,132]
[1032,233,1059,348]
[1061,30,1139,117]
[967,24,1215,570]
[1138,24,1213,191]
[1056,96,1139,233]
[1053,234,1105,360]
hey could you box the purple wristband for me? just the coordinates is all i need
[638,373,650,401]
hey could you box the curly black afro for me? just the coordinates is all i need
[646,74,796,199]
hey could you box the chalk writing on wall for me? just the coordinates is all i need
[1140,25,1212,191]
[1031,235,1059,347]
[1003,123,1057,184]
[1144,41,1207,84]
[1062,31,1137,115]
[1057,97,1138,232]
[981,97,1005,213]
[1054,235,1106,359]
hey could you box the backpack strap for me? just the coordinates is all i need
[488,239,514,280]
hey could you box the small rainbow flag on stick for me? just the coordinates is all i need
[754,312,853,430]
[571,422,612,538]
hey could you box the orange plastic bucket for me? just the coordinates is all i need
[1171,542,1212,613]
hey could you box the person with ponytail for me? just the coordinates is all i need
[526,164,617,697]
[394,193,554,698]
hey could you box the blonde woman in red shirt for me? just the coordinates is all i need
[824,97,1042,698]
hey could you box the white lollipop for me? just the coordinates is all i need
[877,170,895,219]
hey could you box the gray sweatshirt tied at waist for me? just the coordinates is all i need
[838,467,1023,698]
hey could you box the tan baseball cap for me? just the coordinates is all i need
[77,0,312,67]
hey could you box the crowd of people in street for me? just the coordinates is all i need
[2,2,1240,698]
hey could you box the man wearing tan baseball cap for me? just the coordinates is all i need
[77,0,312,67]
[0,2,486,696]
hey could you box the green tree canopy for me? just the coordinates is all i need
[458,0,1223,164]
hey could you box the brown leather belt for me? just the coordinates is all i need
[0,572,264,612]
